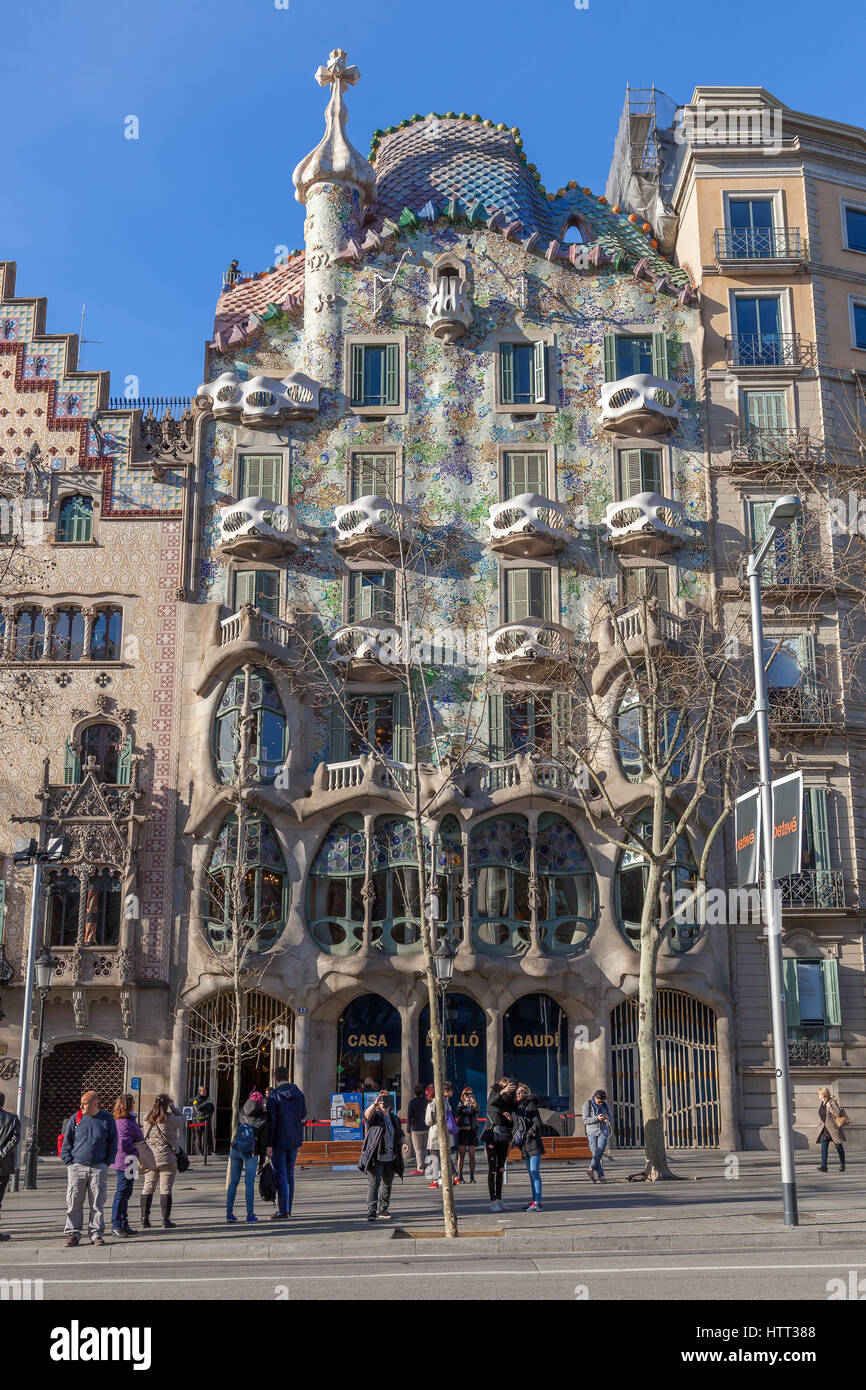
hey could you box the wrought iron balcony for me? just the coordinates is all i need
[195,369,319,426]
[487,619,571,681]
[328,620,405,680]
[751,551,835,591]
[219,605,295,654]
[726,334,809,369]
[779,868,846,910]
[767,684,834,727]
[217,498,301,560]
[714,227,806,264]
[333,495,413,560]
[604,491,686,556]
[487,493,571,558]
[729,426,817,466]
[787,1031,831,1066]
[598,373,680,437]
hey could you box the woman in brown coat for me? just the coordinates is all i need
[817,1087,848,1173]
[141,1094,184,1228]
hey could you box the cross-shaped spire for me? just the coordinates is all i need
[315,48,361,97]
[292,46,375,205]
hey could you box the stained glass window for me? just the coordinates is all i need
[206,813,288,954]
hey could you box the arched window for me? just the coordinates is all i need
[617,684,686,784]
[79,723,125,783]
[535,813,597,955]
[432,815,464,944]
[470,815,531,954]
[90,607,122,661]
[56,495,93,544]
[84,870,122,945]
[214,668,288,784]
[51,606,85,661]
[308,815,366,955]
[206,814,288,955]
[616,812,700,953]
[370,816,421,952]
[46,872,80,946]
[15,607,45,660]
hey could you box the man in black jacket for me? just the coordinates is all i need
[0,1092,21,1241]
[358,1092,404,1221]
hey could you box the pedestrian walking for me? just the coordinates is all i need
[266,1066,306,1219]
[141,1095,185,1229]
[60,1089,118,1247]
[0,1091,21,1242]
[455,1087,480,1184]
[227,1089,268,1223]
[444,1081,459,1179]
[425,1085,458,1188]
[816,1086,849,1173]
[110,1094,144,1238]
[405,1084,428,1175]
[359,1091,405,1220]
[513,1084,545,1211]
[481,1078,516,1212]
[582,1088,613,1184]
[188,1084,215,1158]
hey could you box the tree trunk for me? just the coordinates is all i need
[635,864,678,1180]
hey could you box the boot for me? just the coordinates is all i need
[140,1193,153,1228]
[160,1194,176,1229]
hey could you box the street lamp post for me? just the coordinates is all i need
[736,493,802,1227]
[23,949,56,1190]
[432,936,456,1057]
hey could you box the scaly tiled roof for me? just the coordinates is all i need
[213,255,305,346]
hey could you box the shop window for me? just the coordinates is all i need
[418,992,486,1098]
[214,668,287,784]
[336,994,402,1105]
[206,814,288,954]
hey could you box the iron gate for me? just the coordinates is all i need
[610,990,720,1147]
[39,1040,126,1151]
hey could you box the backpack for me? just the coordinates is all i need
[231,1123,256,1159]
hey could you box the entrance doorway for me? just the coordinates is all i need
[185,991,295,1151]
[337,994,402,1110]
[502,994,569,1112]
[39,1040,126,1152]
[418,993,486,1100]
[609,990,720,1147]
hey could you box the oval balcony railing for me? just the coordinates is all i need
[195,369,320,426]
[598,373,680,436]
[333,495,413,559]
[488,619,571,680]
[487,493,571,558]
[604,491,686,555]
[217,498,301,560]
[328,620,405,680]
[220,607,295,653]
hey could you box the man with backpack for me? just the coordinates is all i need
[227,1089,268,1223]
[265,1068,306,1220]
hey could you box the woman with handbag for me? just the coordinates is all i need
[817,1087,849,1173]
[110,1094,144,1238]
[140,1094,185,1229]
[481,1078,516,1213]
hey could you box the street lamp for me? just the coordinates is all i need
[737,492,802,1227]
[432,936,456,991]
[23,948,57,1190]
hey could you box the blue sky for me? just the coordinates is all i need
[3,0,864,397]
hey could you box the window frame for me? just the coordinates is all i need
[617,447,665,500]
[499,446,553,501]
[55,494,94,545]
[236,452,285,505]
[345,567,397,625]
[500,563,555,624]
[344,334,406,416]
[493,334,556,414]
[847,294,866,352]
[840,196,866,255]
[348,449,401,502]
[232,568,281,617]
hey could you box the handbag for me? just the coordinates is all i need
[834,1107,851,1129]
[511,1116,527,1149]
[259,1159,277,1204]
[136,1140,157,1173]
[147,1120,190,1172]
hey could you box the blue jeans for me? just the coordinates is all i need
[272,1146,299,1215]
[524,1152,542,1204]
[227,1153,258,1218]
[820,1138,845,1170]
[111,1171,134,1229]
[589,1130,609,1178]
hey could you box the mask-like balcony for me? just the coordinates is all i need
[195,370,320,427]
[604,492,686,557]
[328,620,405,682]
[426,273,473,342]
[487,494,571,559]
[488,619,571,682]
[217,498,301,561]
[219,605,295,656]
[598,373,679,437]
[333,496,413,561]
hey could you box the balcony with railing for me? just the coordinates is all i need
[598,373,680,437]
[328,621,405,681]
[195,370,319,426]
[593,600,686,692]
[787,1028,831,1066]
[333,496,413,560]
[219,605,295,656]
[714,227,806,270]
[729,425,817,468]
[746,549,836,592]
[487,619,571,682]
[486,494,571,559]
[726,334,811,370]
[604,491,686,556]
[779,868,847,910]
[217,498,301,561]
[767,683,834,728]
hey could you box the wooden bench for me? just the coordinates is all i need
[295,1135,590,1166]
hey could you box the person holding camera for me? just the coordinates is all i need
[359,1092,405,1220]
[481,1078,517,1212]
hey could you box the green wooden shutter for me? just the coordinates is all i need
[651,331,669,380]
[64,737,81,785]
[822,957,842,1027]
[505,568,530,621]
[783,957,801,1029]
[234,571,257,608]
[329,696,349,762]
[500,343,515,404]
[619,451,644,499]
[259,456,281,503]
[550,692,571,759]
[745,392,787,431]
[529,568,551,619]
[351,345,365,405]
[799,634,819,710]
[603,334,617,382]
[807,787,832,878]
[117,734,133,786]
[533,340,548,403]
[487,692,507,761]
[239,456,260,498]
[393,689,411,764]
[384,343,400,406]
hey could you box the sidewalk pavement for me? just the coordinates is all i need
[1,1150,864,1262]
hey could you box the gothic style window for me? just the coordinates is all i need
[307,815,366,955]
[535,813,597,954]
[206,814,288,954]
[90,607,122,661]
[56,495,93,544]
[370,816,421,952]
[214,668,288,784]
[616,812,700,953]
[84,870,122,945]
[15,607,45,660]
[46,873,80,946]
[470,815,531,954]
[51,607,85,661]
[81,723,124,783]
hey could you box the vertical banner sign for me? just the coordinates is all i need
[735,788,762,886]
[771,771,803,879]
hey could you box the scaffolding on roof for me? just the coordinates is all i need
[606,85,684,256]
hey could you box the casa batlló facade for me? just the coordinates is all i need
[1,61,864,1154]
